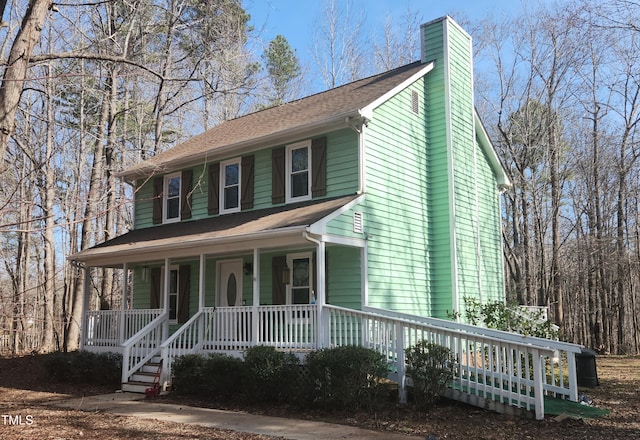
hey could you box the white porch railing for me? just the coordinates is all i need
[84,310,120,348]
[350,305,581,419]
[159,305,319,382]
[121,312,168,385]
[89,303,579,419]
[160,310,206,380]
[257,305,317,349]
[84,309,163,351]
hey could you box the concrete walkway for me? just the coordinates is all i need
[48,392,425,440]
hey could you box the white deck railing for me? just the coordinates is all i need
[84,309,163,350]
[160,310,206,380]
[85,303,579,419]
[121,312,168,385]
[84,310,120,348]
[257,305,317,349]
[159,305,319,382]
[353,305,580,419]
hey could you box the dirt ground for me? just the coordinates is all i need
[0,354,638,440]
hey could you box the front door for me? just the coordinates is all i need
[217,260,243,307]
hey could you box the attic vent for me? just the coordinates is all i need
[353,212,363,234]
[411,90,419,115]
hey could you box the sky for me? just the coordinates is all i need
[244,0,533,67]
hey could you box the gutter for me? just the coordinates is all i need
[117,110,365,182]
[69,225,308,266]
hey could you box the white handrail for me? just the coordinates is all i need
[121,312,168,385]
[160,310,205,382]
[363,306,579,353]
[362,305,580,402]
[328,304,579,420]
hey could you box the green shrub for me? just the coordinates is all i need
[243,345,300,403]
[42,351,121,386]
[305,345,388,410]
[450,297,559,339]
[170,354,207,395]
[405,341,454,410]
[171,353,243,397]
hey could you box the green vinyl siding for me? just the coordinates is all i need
[364,76,430,316]
[325,129,359,196]
[326,246,361,309]
[422,17,504,319]
[423,19,454,318]
[189,164,209,218]
[475,143,504,303]
[134,129,358,226]
[134,179,154,229]
[131,265,152,309]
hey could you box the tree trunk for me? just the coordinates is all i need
[0,0,51,170]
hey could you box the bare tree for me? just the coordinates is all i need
[311,0,368,89]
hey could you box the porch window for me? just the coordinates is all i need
[288,253,313,304]
[221,158,240,213]
[164,173,181,222]
[286,141,311,202]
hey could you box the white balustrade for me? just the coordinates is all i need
[84,309,163,350]
[84,302,579,420]
[84,310,120,347]
[121,313,168,385]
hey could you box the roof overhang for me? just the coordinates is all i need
[117,111,366,182]
[69,195,362,267]
[474,111,511,188]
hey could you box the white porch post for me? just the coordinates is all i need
[197,254,206,350]
[316,240,327,348]
[79,266,91,351]
[251,248,260,345]
[198,254,206,311]
[119,263,129,344]
[163,257,170,340]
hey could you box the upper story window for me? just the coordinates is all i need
[272,137,326,205]
[286,140,311,202]
[208,156,254,216]
[152,170,192,225]
[164,173,181,222]
[221,158,241,213]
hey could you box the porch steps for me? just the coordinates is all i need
[122,356,163,394]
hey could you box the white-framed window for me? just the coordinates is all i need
[168,266,179,322]
[286,252,313,305]
[286,140,311,203]
[164,172,181,223]
[220,158,241,214]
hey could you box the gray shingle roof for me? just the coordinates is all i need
[119,61,429,180]
[70,195,359,265]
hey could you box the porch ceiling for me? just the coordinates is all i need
[69,195,359,267]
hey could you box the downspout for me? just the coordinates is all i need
[304,231,327,348]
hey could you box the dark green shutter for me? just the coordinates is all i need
[241,155,254,210]
[178,265,190,324]
[181,169,193,220]
[152,177,163,224]
[271,147,285,204]
[150,267,161,309]
[208,163,220,215]
[311,137,327,197]
[272,256,286,305]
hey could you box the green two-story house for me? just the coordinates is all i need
[72,17,556,407]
